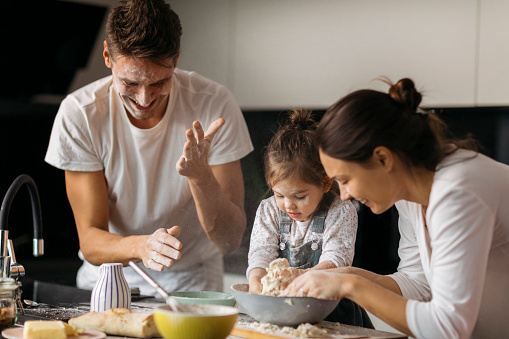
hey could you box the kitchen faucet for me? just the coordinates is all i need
[0,174,44,278]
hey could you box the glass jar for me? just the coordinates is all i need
[0,278,18,330]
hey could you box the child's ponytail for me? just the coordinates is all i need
[264,109,330,191]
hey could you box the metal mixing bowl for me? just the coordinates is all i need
[230,283,339,326]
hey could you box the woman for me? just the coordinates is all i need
[285,78,509,338]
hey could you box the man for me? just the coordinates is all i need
[45,0,253,295]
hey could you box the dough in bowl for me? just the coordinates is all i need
[261,258,306,296]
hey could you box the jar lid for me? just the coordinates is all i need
[0,278,18,291]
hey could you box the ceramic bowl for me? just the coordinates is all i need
[169,291,236,307]
[231,283,340,326]
[153,304,239,339]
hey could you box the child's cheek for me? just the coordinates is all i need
[276,200,286,212]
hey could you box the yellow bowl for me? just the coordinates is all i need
[154,304,239,339]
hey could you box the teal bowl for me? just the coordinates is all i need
[169,291,236,307]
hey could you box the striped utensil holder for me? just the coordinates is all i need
[90,263,131,312]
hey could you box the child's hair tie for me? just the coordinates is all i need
[294,121,313,131]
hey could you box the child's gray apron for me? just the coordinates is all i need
[277,191,374,328]
[277,191,334,268]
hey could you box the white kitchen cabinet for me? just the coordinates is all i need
[232,0,478,109]
[71,0,508,109]
[170,0,232,88]
[477,0,509,106]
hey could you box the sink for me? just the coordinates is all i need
[15,279,157,324]
[23,280,92,304]
[14,280,93,324]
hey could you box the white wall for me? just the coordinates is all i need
[68,0,509,109]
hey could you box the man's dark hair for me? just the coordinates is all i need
[106,0,182,64]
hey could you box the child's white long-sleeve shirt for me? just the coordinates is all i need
[247,195,358,278]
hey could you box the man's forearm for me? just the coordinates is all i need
[79,227,146,266]
[187,172,246,254]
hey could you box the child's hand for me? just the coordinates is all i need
[248,267,267,294]
[249,281,263,294]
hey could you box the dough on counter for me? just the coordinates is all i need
[292,323,329,337]
[237,320,329,338]
[68,308,160,338]
[261,258,306,296]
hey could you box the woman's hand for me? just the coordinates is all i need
[285,270,353,300]
[140,226,182,271]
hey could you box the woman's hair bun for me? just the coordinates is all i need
[388,78,422,111]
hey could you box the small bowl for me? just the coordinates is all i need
[154,304,239,339]
[169,291,236,307]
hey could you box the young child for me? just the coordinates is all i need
[246,109,373,327]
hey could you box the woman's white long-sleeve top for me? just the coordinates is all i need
[390,150,509,339]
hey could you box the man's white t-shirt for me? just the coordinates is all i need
[45,69,254,295]
[390,150,509,338]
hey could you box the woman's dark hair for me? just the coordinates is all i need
[106,0,182,64]
[265,109,330,188]
[316,78,478,171]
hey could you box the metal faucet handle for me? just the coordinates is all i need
[0,256,11,278]
[7,240,16,265]
[10,263,25,279]
[5,240,25,278]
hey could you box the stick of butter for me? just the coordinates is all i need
[62,321,79,336]
[23,320,74,339]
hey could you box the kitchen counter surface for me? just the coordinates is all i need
[3,303,406,339]
[2,280,406,339]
